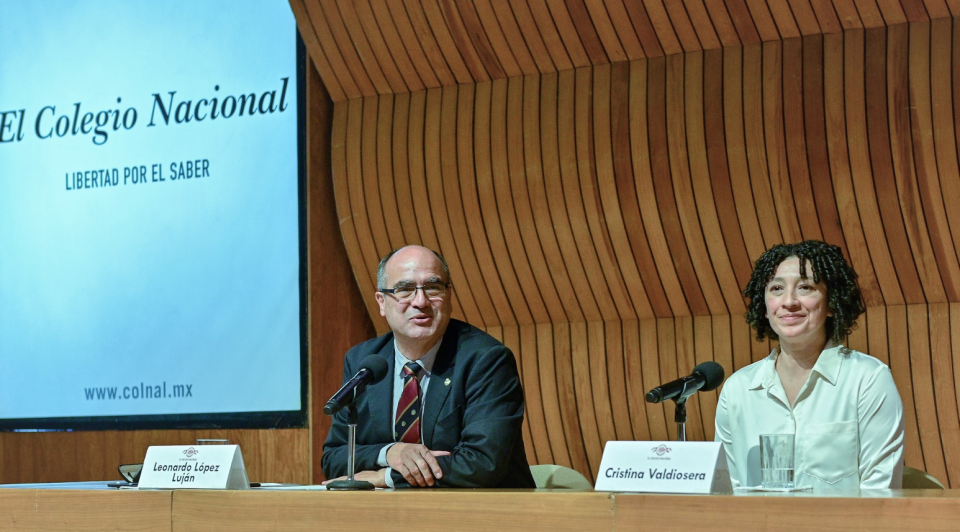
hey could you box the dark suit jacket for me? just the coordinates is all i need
[322,319,535,488]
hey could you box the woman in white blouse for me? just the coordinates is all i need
[715,240,904,489]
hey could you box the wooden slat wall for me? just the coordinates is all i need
[294,0,960,103]
[309,4,960,488]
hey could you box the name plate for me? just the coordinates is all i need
[139,444,249,490]
[594,441,732,494]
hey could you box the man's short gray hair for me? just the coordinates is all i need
[376,246,450,290]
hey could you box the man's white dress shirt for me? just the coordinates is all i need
[714,343,904,489]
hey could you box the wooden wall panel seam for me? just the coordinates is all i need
[801,35,852,254]
[602,0,648,58]
[508,77,571,323]
[365,0,427,92]
[761,39,805,245]
[843,28,906,306]
[664,53,730,315]
[931,18,960,277]
[573,67,641,320]
[442,85,499,326]
[580,0,629,62]
[702,0,747,47]
[376,94,407,248]
[385,0,446,88]
[820,32,887,308]
[555,69,623,321]
[722,46,769,264]
[521,74,588,323]
[503,1,558,73]
[681,0,726,49]
[401,0,459,86]
[448,0,503,80]
[427,86,482,324]
[906,304,950,483]
[516,0,571,72]
[766,0,805,38]
[588,321,619,454]
[361,96,393,256]
[539,73,605,322]
[622,59,677,319]
[561,0,611,64]
[685,49,748,314]
[543,0,593,67]
[491,78,553,323]
[907,21,960,301]
[928,303,960,487]
[302,0,366,99]
[420,0,483,83]
[341,0,408,93]
[592,64,660,318]
[605,321,636,441]
[391,93,421,246]
[290,0,348,101]
[472,81,536,326]
[455,84,514,327]
[553,322,593,476]
[701,47,755,293]
[319,0,380,96]
[535,323,573,467]
[620,0,668,57]
[809,0,845,33]
[521,324,554,465]
[473,0,525,78]
[887,23,948,302]
[743,42,787,248]
[570,321,604,480]
[784,37,823,243]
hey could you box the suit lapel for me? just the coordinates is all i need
[361,338,396,442]
[422,332,455,447]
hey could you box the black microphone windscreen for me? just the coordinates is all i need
[360,355,389,383]
[694,361,725,391]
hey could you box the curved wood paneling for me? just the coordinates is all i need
[299,0,960,488]
[296,0,960,101]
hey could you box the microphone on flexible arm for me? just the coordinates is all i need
[645,361,725,404]
[645,361,725,442]
[323,355,390,416]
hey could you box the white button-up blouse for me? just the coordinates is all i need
[714,343,905,490]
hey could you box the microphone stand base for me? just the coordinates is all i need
[326,480,375,491]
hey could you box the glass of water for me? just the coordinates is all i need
[760,434,795,489]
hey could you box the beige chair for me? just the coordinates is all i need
[902,466,945,489]
[530,464,594,490]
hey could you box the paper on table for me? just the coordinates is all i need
[254,485,328,490]
[735,486,813,492]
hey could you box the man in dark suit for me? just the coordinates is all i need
[321,245,535,488]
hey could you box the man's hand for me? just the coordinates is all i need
[386,443,450,487]
[322,468,389,488]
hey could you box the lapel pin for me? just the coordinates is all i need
[444,378,451,386]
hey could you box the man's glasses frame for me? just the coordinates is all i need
[379,283,451,301]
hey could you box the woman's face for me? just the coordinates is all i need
[765,256,833,349]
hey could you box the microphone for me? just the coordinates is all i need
[645,361,724,403]
[323,355,390,416]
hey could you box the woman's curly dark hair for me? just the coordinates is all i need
[743,240,864,342]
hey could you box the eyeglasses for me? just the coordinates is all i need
[379,282,450,301]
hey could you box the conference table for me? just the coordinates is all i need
[1,485,958,531]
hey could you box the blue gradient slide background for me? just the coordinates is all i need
[0,1,301,419]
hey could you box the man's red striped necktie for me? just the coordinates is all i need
[395,361,422,443]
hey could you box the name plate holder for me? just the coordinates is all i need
[138,444,249,490]
[594,441,732,494]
